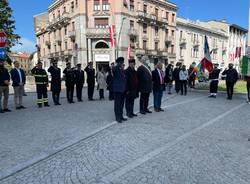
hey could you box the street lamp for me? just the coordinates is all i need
[116,17,127,59]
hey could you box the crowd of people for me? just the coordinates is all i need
[0,57,249,123]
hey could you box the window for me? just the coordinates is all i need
[155,26,159,36]
[103,0,110,11]
[65,41,68,50]
[143,4,147,13]
[143,40,147,50]
[155,8,158,19]
[63,6,66,13]
[54,44,57,52]
[180,31,183,39]
[72,22,75,31]
[180,47,183,57]
[95,18,109,28]
[75,0,78,7]
[130,38,135,49]
[165,43,169,51]
[166,12,169,21]
[71,1,74,12]
[57,10,60,18]
[166,29,169,36]
[95,41,109,49]
[53,13,55,21]
[155,42,158,50]
[64,26,67,35]
[171,45,174,54]
[94,0,100,11]
[171,30,175,37]
[130,20,134,29]
[143,23,147,33]
[130,0,135,11]
[172,13,175,23]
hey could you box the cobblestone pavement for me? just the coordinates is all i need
[0,90,250,184]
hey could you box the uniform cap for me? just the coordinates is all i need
[116,57,124,64]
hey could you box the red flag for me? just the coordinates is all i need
[201,57,213,73]
[108,25,115,47]
[127,46,131,59]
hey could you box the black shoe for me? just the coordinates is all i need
[44,104,50,107]
[23,94,27,96]
[127,115,133,118]
[117,120,122,123]
[208,95,213,98]
[20,105,26,109]
[38,105,42,108]
[57,103,61,105]
[145,109,152,113]
[3,109,11,112]
[168,92,172,95]
[140,111,146,115]
[78,99,83,102]
[159,108,164,112]
[16,106,22,110]
[0,109,5,113]
[121,117,128,121]
[132,113,137,117]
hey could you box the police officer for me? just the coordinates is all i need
[75,63,85,102]
[84,62,95,101]
[208,63,221,98]
[31,61,49,108]
[48,60,61,105]
[63,62,76,103]
[113,57,127,123]
[125,59,138,118]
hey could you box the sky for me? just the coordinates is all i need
[9,0,249,52]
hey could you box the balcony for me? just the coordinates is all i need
[158,50,168,57]
[165,36,174,43]
[146,50,157,56]
[45,41,51,46]
[86,28,110,38]
[135,49,146,56]
[68,31,76,40]
[55,37,62,45]
[128,28,138,38]
[48,12,71,30]
[193,40,200,47]
[179,38,187,45]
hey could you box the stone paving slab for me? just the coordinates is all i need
[1,93,248,184]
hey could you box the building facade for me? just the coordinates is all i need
[9,52,31,73]
[176,18,228,68]
[34,0,177,71]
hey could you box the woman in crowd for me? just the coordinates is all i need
[96,67,107,100]
[179,65,188,96]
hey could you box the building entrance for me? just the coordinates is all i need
[96,62,110,72]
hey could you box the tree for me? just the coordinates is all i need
[0,0,20,52]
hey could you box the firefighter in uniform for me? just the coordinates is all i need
[208,63,221,98]
[31,61,50,108]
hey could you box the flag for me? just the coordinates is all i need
[200,35,213,73]
[127,46,131,59]
[108,25,115,47]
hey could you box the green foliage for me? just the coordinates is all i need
[0,0,20,51]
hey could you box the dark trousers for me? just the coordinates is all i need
[76,84,83,101]
[66,84,74,102]
[88,83,95,100]
[109,90,114,100]
[210,80,219,94]
[36,85,48,106]
[153,89,163,109]
[180,80,187,95]
[175,80,181,93]
[247,82,250,101]
[140,92,150,112]
[125,94,135,116]
[52,91,60,105]
[188,79,195,88]
[114,92,125,121]
[99,89,104,99]
[226,82,235,99]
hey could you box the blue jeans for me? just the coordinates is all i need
[153,89,163,109]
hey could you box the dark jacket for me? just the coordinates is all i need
[63,67,76,86]
[188,67,196,81]
[209,68,221,80]
[0,67,10,86]
[31,67,48,85]
[125,66,138,98]
[173,67,181,81]
[113,64,126,93]
[222,68,238,83]
[48,66,61,92]
[152,69,165,92]
[84,66,95,85]
[165,67,173,83]
[75,69,85,85]
[106,71,114,91]
[10,68,26,87]
[137,65,152,93]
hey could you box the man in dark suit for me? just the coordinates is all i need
[152,61,165,112]
[63,62,76,103]
[84,62,95,101]
[10,61,26,110]
[75,63,85,102]
[48,60,61,105]
[173,62,182,94]
[137,62,152,114]
[113,57,127,123]
[125,59,138,118]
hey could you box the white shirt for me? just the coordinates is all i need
[16,68,23,84]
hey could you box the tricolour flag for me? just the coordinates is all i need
[108,25,115,47]
[200,35,213,73]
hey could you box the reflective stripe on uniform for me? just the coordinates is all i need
[33,75,47,77]
[43,98,48,103]
[36,82,47,85]
[37,99,43,104]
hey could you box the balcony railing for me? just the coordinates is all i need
[135,49,146,56]
[128,28,138,37]
[68,31,76,40]
[165,36,174,43]
[48,12,71,29]
[86,28,110,38]
[193,40,200,47]
[179,38,187,45]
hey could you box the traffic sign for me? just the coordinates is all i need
[0,48,6,59]
[0,32,7,48]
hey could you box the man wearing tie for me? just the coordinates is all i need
[152,61,165,112]
[10,61,26,110]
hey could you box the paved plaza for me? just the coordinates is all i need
[0,90,250,184]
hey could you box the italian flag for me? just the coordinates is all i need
[241,56,250,76]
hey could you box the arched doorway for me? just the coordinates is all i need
[95,41,110,72]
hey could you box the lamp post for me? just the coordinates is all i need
[116,17,126,59]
